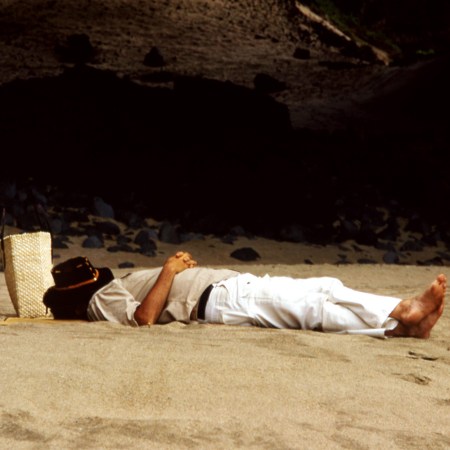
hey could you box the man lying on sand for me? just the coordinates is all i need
[43,251,446,339]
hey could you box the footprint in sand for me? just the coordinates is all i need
[400,373,432,385]
[407,350,439,361]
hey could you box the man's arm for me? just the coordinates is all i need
[134,251,197,325]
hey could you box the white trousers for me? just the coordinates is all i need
[204,274,401,338]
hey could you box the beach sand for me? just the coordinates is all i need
[1,239,449,449]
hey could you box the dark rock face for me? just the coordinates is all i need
[1,54,450,241]
[0,0,449,257]
[0,64,292,231]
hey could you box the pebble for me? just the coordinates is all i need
[230,247,260,261]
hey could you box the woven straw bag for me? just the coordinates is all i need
[1,208,54,318]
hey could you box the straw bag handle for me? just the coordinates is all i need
[1,207,6,268]
[33,203,53,237]
[1,204,52,234]
[31,203,55,263]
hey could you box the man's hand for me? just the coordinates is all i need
[134,251,197,326]
[164,251,197,274]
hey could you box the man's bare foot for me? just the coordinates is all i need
[387,274,446,338]
[410,299,445,338]
[387,300,445,338]
[390,274,446,325]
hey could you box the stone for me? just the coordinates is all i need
[230,247,260,261]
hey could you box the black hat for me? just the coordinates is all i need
[43,256,114,320]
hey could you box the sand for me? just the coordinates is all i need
[1,240,449,450]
